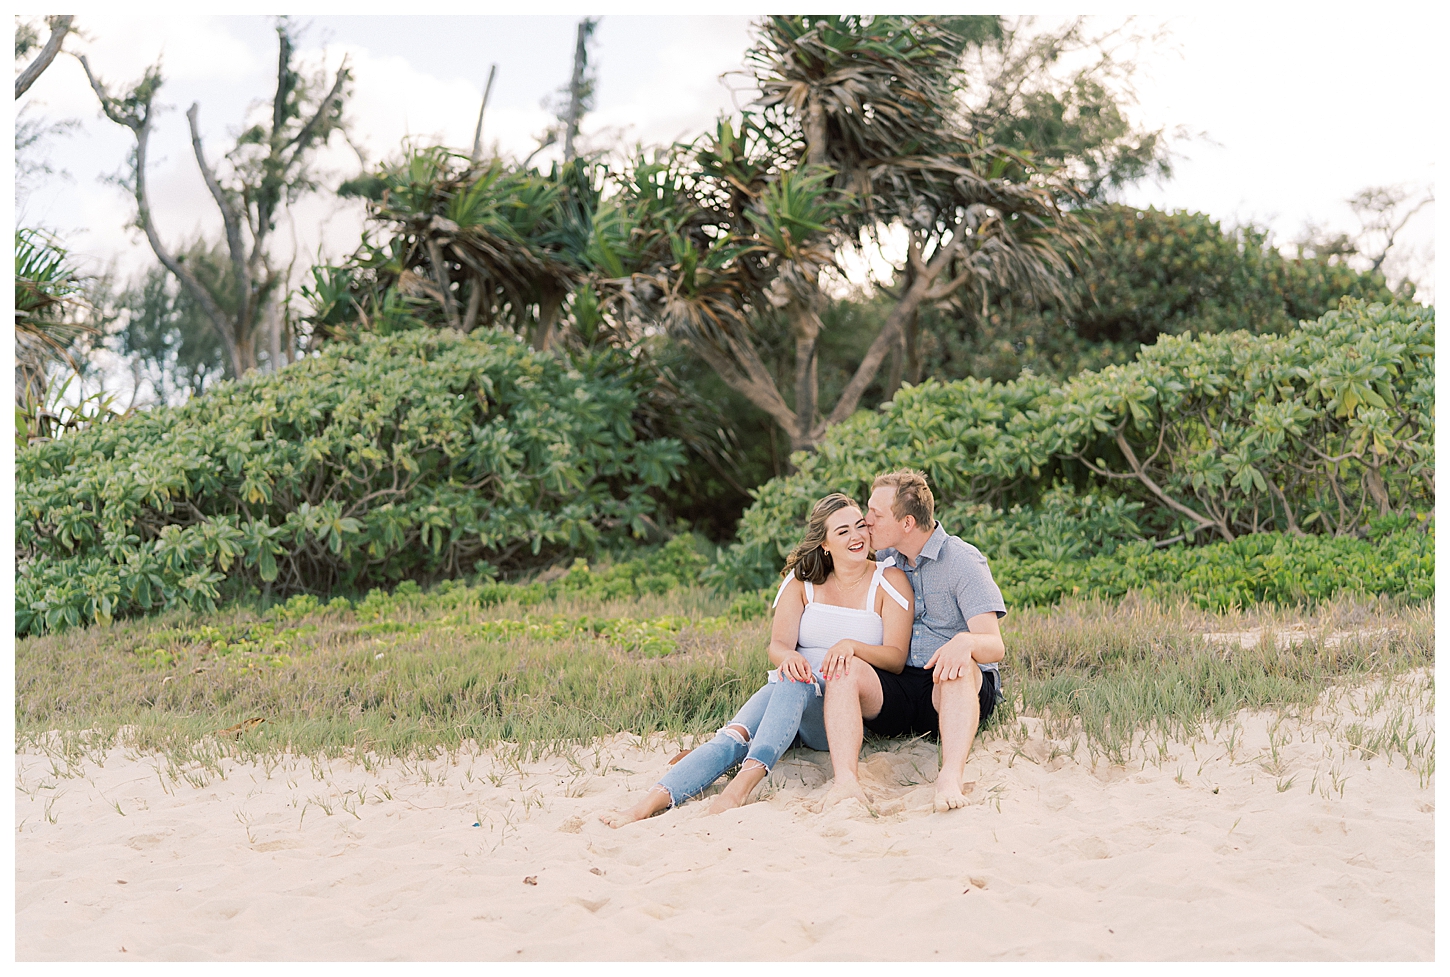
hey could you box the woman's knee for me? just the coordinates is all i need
[719,723,751,747]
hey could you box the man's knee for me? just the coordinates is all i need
[833,666,881,703]
[932,670,982,713]
[824,669,861,700]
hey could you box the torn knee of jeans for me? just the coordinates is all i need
[720,723,750,746]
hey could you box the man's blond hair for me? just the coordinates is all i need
[872,469,934,530]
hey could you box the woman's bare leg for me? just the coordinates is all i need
[599,785,672,828]
[707,759,769,814]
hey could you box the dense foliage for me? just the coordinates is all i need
[714,299,1433,590]
[993,523,1432,611]
[721,524,1432,619]
[15,330,685,635]
[917,205,1398,385]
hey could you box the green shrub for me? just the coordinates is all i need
[1075,206,1398,347]
[15,330,686,636]
[918,205,1399,385]
[714,299,1433,591]
[996,526,1433,611]
[723,528,1431,619]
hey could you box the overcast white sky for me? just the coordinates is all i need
[13,9,1438,301]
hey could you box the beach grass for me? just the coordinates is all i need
[15,588,1433,775]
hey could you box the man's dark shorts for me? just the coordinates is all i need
[864,664,1000,738]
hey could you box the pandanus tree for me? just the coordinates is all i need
[14,229,95,408]
[313,148,600,352]
[613,15,1086,457]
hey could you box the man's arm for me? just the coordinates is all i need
[966,611,1004,664]
[923,612,1003,683]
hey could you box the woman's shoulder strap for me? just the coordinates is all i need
[772,570,796,609]
[874,560,910,611]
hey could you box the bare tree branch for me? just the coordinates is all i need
[825,219,967,429]
[77,54,243,376]
[15,15,73,100]
[1113,430,1232,541]
[471,64,498,165]
[186,103,253,323]
[285,57,350,155]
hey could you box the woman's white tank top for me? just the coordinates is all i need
[769,559,909,687]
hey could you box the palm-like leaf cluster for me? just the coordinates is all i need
[316,149,614,350]
[14,229,97,406]
[614,15,1085,454]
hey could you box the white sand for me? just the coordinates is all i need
[16,670,1433,961]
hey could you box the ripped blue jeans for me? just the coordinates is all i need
[654,677,827,808]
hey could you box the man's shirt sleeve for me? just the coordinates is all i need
[955,544,1007,627]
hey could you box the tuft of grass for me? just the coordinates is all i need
[17,586,767,762]
[988,595,1432,764]
[15,585,1432,769]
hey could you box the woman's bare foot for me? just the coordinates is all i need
[599,785,671,828]
[819,778,871,812]
[707,761,768,814]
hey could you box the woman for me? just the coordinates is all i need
[600,493,912,826]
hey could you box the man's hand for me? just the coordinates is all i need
[923,634,979,684]
[778,650,814,683]
[821,639,857,681]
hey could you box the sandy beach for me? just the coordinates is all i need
[15,669,1433,961]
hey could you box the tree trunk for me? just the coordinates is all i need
[789,299,822,455]
[264,297,283,371]
[562,20,593,162]
[236,319,259,375]
[804,92,828,166]
[533,290,565,351]
[903,306,922,385]
[882,332,905,403]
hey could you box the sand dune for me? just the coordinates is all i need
[15,670,1433,961]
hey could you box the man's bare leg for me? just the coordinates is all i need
[931,667,982,812]
[708,759,768,814]
[599,785,672,827]
[821,666,882,808]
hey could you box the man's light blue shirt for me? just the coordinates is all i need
[876,522,1007,671]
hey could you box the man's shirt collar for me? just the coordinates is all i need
[895,521,947,569]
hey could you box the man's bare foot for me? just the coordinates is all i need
[599,786,671,828]
[708,761,767,815]
[932,779,967,812]
[819,779,871,812]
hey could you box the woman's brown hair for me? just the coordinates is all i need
[781,493,860,585]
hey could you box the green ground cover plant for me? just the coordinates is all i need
[15,330,686,637]
[717,299,1433,590]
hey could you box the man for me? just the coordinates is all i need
[820,469,1005,813]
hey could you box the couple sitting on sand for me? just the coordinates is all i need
[603,469,1005,826]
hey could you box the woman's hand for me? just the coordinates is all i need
[821,639,857,681]
[778,650,814,684]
